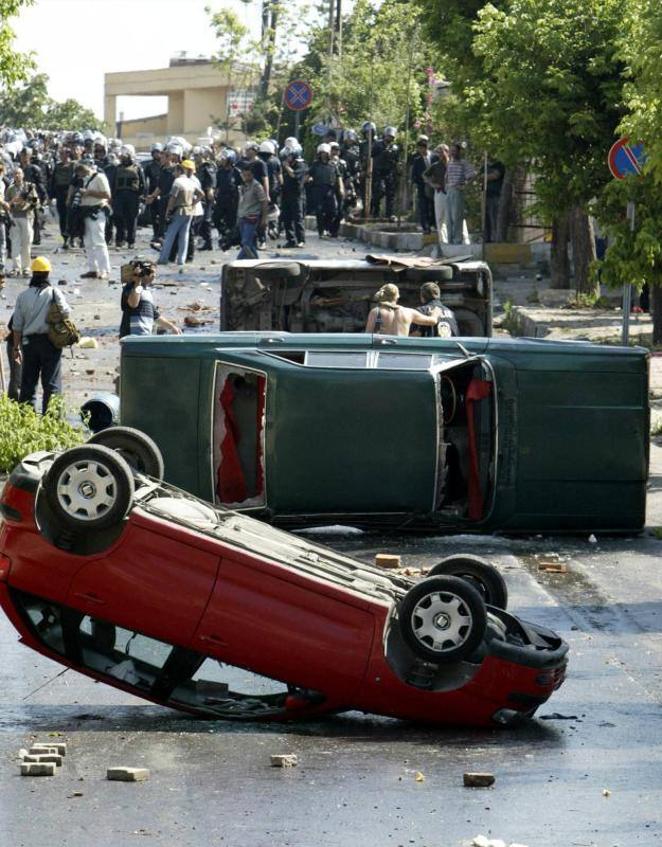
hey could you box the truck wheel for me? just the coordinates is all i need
[253,262,302,281]
[88,426,164,480]
[398,576,487,664]
[44,445,134,532]
[427,555,508,610]
[454,308,483,337]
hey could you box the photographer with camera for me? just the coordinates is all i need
[119,257,182,338]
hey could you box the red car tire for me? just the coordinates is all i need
[43,444,135,532]
[88,426,164,480]
[427,555,508,610]
[398,575,487,664]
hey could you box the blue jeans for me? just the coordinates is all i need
[446,188,465,244]
[237,217,258,259]
[19,333,62,414]
[158,213,192,265]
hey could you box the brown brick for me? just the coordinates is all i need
[538,562,568,573]
[106,767,150,782]
[375,553,401,569]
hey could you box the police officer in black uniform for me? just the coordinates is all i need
[371,125,399,219]
[280,143,306,248]
[358,121,376,213]
[411,135,434,233]
[214,149,241,249]
[151,145,180,247]
[307,143,343,238]
[49,145,75,249]
[111,144,145,249]
[341,129,360,213]
[19,147,47,245]
[416,282,459,337]
[329,141,349,232]
[195,147,217,250]
[143,143,163,240]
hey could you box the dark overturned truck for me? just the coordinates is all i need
[219,255,494,336]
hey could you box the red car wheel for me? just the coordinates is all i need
[43,444,135,532]
[88,426,164,480]
[398,576,487,664]
[427,555,508,610]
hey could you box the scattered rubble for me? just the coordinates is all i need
[78,337,98,349]
[107,766,150,782]
[270,754,298,768]
[374,553,401,569]
[464,772,495,788]
[471,837,528,847]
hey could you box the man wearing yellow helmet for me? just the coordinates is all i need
[11,256,71,414]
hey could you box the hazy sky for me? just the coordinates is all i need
[12,0,257,121]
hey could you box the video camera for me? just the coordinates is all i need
[121,258,156,284]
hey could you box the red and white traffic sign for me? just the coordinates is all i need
[284,80,313,112]
[608,137,646,180]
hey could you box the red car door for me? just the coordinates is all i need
[65,515,220,646]
[192,549,376,700]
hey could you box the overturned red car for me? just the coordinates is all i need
[0,431,567,726]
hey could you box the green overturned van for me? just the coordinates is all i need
[120,332,650,534]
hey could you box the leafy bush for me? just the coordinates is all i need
[0,395,86,473]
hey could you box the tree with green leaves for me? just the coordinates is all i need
[207,6,260,139]
[620,0,662,178]
[0,0,35,88]
[0,73,104,131]
[208,1,321,140]
[595,174,662,345]
[452,0,624,292]
[596,0,662,343]
[299,0,433,138]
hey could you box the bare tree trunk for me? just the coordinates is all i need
[258,1,278,100]
[551,212,571,289]
[495,167,513,242]
[651,283,662,346]
[570,205,598,297]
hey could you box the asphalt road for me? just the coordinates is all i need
[1,223,661,847]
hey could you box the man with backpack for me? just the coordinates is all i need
[11,256,72,414]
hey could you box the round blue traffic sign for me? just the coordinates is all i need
[608,138,646,180]
[284,80,313,112]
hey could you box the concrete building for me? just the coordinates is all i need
[104,55,252,150]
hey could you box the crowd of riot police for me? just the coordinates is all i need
[0,122,405,268]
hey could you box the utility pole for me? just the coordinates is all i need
[328,0,335,58]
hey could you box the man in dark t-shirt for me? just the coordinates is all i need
[119,259,181,338]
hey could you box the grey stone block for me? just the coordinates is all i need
[270,754,298,768]
[107,767,150,782]
[21,762,56,777]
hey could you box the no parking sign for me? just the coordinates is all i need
[284,80,313,112]
[608,137,646,180]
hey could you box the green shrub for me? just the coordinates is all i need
[0,395,86,473]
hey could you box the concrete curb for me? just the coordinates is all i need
[504,304,653,345]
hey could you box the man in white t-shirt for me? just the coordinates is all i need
[157,160,202,269]
[77,158,112,280]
